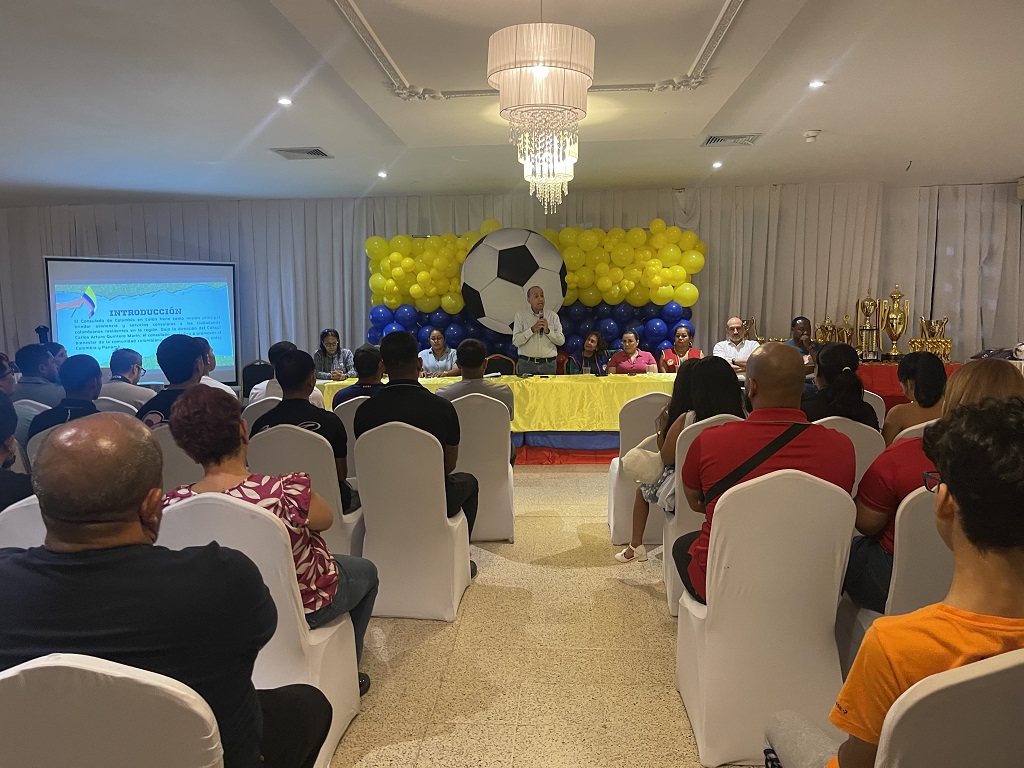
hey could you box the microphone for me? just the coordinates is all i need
[536,311,546,334]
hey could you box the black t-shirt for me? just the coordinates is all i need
[137,388,188,427]
[800,389,880,430]
[27,398,99,441]
[353,379,460,447]
[0,469,33,511]
[250,399,348,458]
[332,382,386,410]
[0,543,275,768]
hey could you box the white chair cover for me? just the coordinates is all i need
[863,390,886,426]
[25,425,58,467]
[242,397,282,432]
[354,423,471,621]
[333,396,369,481]
[12,400,47,464]
[662,413,743,616]
[0,653,223,768]
[247,424,364,557]
[95,396,138,414]
[159,494,358,768]
[0,495,45,547]
[608,391,671,545]
[814,416,885,492]
[836,487,954,677]
[676,469,855,766]
[150,424,204,492]
[452,393,515,542]
[891,418,938,443]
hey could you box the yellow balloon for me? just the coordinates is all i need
[455,237,467,250]
[562,245,586,271]
[383,294,402,310]
[646,258,663,273]
[370,293,384,307]
[590,227,607,239]
[596,250,611,265]
[391,266,405,280]
[658,244,681,264]
[669,265,689,286]
[441,233,457,246]
[679,230,698,251]
[558,227,579,246]
[385,279,397,292]
[440,292,465,314]
[542,228,560,245]
[583,250,600,270]
[636,246,655,261]
[626,227,647,248]
[664,226,682,244]
[456,250,468,264]
[364,236,390,260]
[603,239,614,253]
[463,231,481,248]
[426,286,438,297]
[435,278,450,294]
[595,276,614,292]
[575,265,595,289]
[401,257,415,272]
[434,256,450,272]
[421,249,436,266]
[676,283,699,307]
[480,218,502,235]
[620,278,636,294]
[681,249,706,274]
[659,268,673,284]
[563,287,579,305]
[416,271,431,287]
[594,262,610,277]
[651,285,675,306]
[623,265,642,283]
[427,235,443,250]
[389,235,413,257]
[368,273,387,294]
[577,230,599,251]
[408,284,425,299]
[578,285,602,307]
[649,274,663,288]
[602,285,624,304]
[694,239,707,255]
[611,243,635,268]
[415,295,441,313]
[608,267,624,283]
[608,227,627,243]
[650,232,668,250]
[649,218,667,234]
[625,286,650,307]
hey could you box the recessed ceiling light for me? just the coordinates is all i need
[712,161,723,169]
[277,97,292,106]
[377,171,388,178]
[808,80,825,89]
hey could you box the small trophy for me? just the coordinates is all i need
[880,285,910,360]
[838,315,855,347]
[910,316,951,362]
[857,292,881,361]
[744,317,764,344]
[815,316,837,344]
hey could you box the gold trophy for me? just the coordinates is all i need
[879,285,910,360]
[857,292,881,361]
[815,316,837,344]
[744,317,764,344]
[910,316,951,362]
[838,314,855,347]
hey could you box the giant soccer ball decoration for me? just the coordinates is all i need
[460,228,567,334]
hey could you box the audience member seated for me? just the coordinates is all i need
[659,324,703,373]
[354,331,479,576]
[843,358,1024,613]
[607,331,657,374]
[251,350,357,512]
[27,354,102,442]
[100,348,156,409]
[825,397,1024,768]
[0,353,18,396]
[880,351,947,445]
[567,331,609,374]
[616,357,746,563]
[418,328,460,378]
[314,328,355,381]
[0,393,33,510]
[784,315,821,366]
[712,316,760,373]
[43,342,68,382]
[165,386,378,694]
[248,341,325,409]
[800,342,879,429]
[12,343,65,407]
[195,336,236,395]
[0,413,333,768]
[437,338,516,465]
[331,346,386,408]
[672,343,856,603]
[137,335,206,428]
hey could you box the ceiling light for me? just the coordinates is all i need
[808,80,825,89]
[277,97,292,106]
[712,161,723,169]
[487,23,595,213]
[377,171,388,178]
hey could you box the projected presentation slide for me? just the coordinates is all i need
[46,258,239,385]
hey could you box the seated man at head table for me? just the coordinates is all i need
[332,345,387,409]
[712,316,760,374]
[784,315,822,366]
[248,341,325,409]
[0,393,33,510]
[0,413,333,768]
[100,347,156,410]
[27,354,103,442]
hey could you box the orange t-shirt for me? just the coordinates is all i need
[825,603,1024,767]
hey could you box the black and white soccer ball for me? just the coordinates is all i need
[460,228,567,335]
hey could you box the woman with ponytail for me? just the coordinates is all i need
[880,352,947,444]
[800,342,879,429]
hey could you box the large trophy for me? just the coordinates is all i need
[880,285,910,360]
[857,292,881,361]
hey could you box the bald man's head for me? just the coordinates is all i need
[744,342,807,410]
[32,413,163,525]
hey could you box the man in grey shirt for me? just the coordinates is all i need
[12,344,64,407]
[100,348,157,410]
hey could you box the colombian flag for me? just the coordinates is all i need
[82,286,97,318]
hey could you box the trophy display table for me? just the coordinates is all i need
[859,362,962,413]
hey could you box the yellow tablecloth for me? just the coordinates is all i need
[317,374,677,432]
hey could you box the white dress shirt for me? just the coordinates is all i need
[511,308,565,359]
[712,338,760,362]
[200,376,237,396]
[248,378,325,408]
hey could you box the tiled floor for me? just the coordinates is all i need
[332,464,700,767]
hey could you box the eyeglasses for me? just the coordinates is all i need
[135,364,147,376]
[922,471,942,493]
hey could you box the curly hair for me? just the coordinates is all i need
[168,385,244,466]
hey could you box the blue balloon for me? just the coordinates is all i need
[464,318,485,340]
[644,318,669,344]
[560,317,575,338]
[394,304,418,330]
[455,309,472,323]
[366,326,383,345]
[417,326,434,348]
[483,327,505,342]
[680,307,692,321]
[369,305,394,330]
[612,303,635,325]
[382,322,405,337]
[640,340,656,353]
[609,338,624,351]
[595,301,613,319]
[564,334,583,354]
[657,339,674,352]
[597,317,620,341]
[661,301,684,325]
[641,304,662,321]
[576,318,595,337]
[631,322,646,340]
[674,320,695,337]
[417,311,431,326]
[567,301,588,322]
[444,323,467,348]
[491,340,510,357]
[429,310,452,329]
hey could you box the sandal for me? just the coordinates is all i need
[614,544,647,563]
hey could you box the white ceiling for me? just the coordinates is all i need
[1,0,1022,206]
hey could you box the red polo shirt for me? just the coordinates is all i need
[681,408,857,601]
[855,437,934,554]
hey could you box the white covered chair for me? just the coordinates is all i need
[452,393,515,542]
[891,418,938,443]
[662,413,743,616]
[150,424,203,492]
[247,424,364,557]
[95,396,138,414]
[333,396,369,482]
[863,389,886,427]
[0,653,223,768]
[0,495,45,547]
[241,397,281,432]
[354,423,471,621]
[25,425,58,467]
[159,494,358,768]
[836,487,953,677]
[676,469,855,767]
[608,391,671,545]
[814,416,885,492]
[13,399,47,468]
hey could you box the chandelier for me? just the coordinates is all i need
[487,23,595,212]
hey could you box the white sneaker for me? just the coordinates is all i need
[614,544,647,563]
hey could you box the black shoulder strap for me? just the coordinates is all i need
[701,422,812,506]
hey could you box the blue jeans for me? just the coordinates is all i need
[518,357,556,375]
[305,555,379,661]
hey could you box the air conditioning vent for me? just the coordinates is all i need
[702,134,762,147]
[270,147,335,160]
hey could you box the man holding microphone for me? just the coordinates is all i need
[511,286,564,376]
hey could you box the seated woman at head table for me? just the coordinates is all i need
[607,331,657,375]
[659,324,703,372]
[418,328,460,378]
[567,331,609,374]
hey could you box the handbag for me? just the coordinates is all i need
[621,441,665,485]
